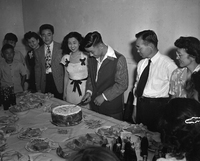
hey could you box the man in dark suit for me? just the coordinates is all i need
[35,24,63,99]
[81,31,128,120]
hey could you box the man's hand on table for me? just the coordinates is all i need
[94,94,105,106]
[82,92,92,104]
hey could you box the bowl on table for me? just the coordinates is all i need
[9,105,29,116]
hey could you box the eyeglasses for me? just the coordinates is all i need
[176,48,188,58]
[176,51,182,58]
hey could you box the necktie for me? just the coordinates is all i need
[45,45,51,70]
[135,59,151,97]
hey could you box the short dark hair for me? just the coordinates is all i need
[24,31,43,46]
[82,31,103,49]
[39,24,54,35]
[135,30,158,47]
[158,98,200,161]
[61,32,83,55]
[70,146,120,161]
[4,33,18,42]
[1,44,14,53]
[174,36,200,63]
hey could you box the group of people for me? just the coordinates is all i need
[0,24,200,161]
[0,24,129,121]
[131,30,200,161]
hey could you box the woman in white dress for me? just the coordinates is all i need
[61,32,88,104]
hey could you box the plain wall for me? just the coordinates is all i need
[0,0,26,55]
[1,0,200,101]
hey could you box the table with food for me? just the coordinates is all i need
[0,92,161,161]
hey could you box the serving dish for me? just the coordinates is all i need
[25,137,58,153]
[18,127,43,140]
[0,115,19,126]
[96,125,123,138]
[57,133,105,159]
[0,124,20,136]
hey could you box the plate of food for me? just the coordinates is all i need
[84,119,104,129]
[57,133,106,159]
[0,115,19,126]
[18,127,43,140]
[0,130,7,152]
[25,137,58,153]
[18,93,44,109]
[1,150,30,161]
[0,124,20,136]
[123,124,150,137]
[96,125,123,138]
[9,104,29,115]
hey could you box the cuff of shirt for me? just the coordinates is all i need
[102,93,108,101]
[86,90,92,96]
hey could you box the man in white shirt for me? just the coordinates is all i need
[133,30,177,131]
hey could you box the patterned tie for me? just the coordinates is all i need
[45,45,51,70]
[135,59,151,97]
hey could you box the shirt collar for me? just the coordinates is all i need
[193,64,200,73]
[45,41,54,50]
[96,45,116,62]
[149,51,160,64]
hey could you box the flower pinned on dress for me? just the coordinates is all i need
[65,59,70,67]
[80,58,86,66]
[185,117,200,124]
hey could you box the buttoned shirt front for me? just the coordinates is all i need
[169,64,200,98]
[96,45,117,82]
[133,51,177,105]
[0,59,27,93]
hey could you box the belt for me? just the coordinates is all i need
[69,77,88,96]
[138,96,169,102]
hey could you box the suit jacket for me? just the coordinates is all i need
[86,51,128,115]
[34,41,64,93]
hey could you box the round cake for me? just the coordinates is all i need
[51,105,82,126]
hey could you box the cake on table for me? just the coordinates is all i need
[51,105,82,126]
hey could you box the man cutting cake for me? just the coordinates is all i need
[81,31,129,120]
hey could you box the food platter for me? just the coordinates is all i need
[0,115,19,126]
[57,133,105,159]
[9,104,29,116]
[123,124,156,138]
[1,150,29,161]
[25,137,58,153]
[0,124,20,136]
[17,92,45,109]
[96,125,123,138]
[84,119,104,129]
[18,127,43,140]
[0,130,7,152]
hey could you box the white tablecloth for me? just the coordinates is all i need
[0,95,153,160]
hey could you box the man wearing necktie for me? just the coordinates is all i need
[133,30,177,132]
[35,24,63,99]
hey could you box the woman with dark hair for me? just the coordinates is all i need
[185,70,200,101]
[70,146,120,161]
[24,31,43,92]
[60,32,88,104]
[158,98,200,161]
[169,36,200,98]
